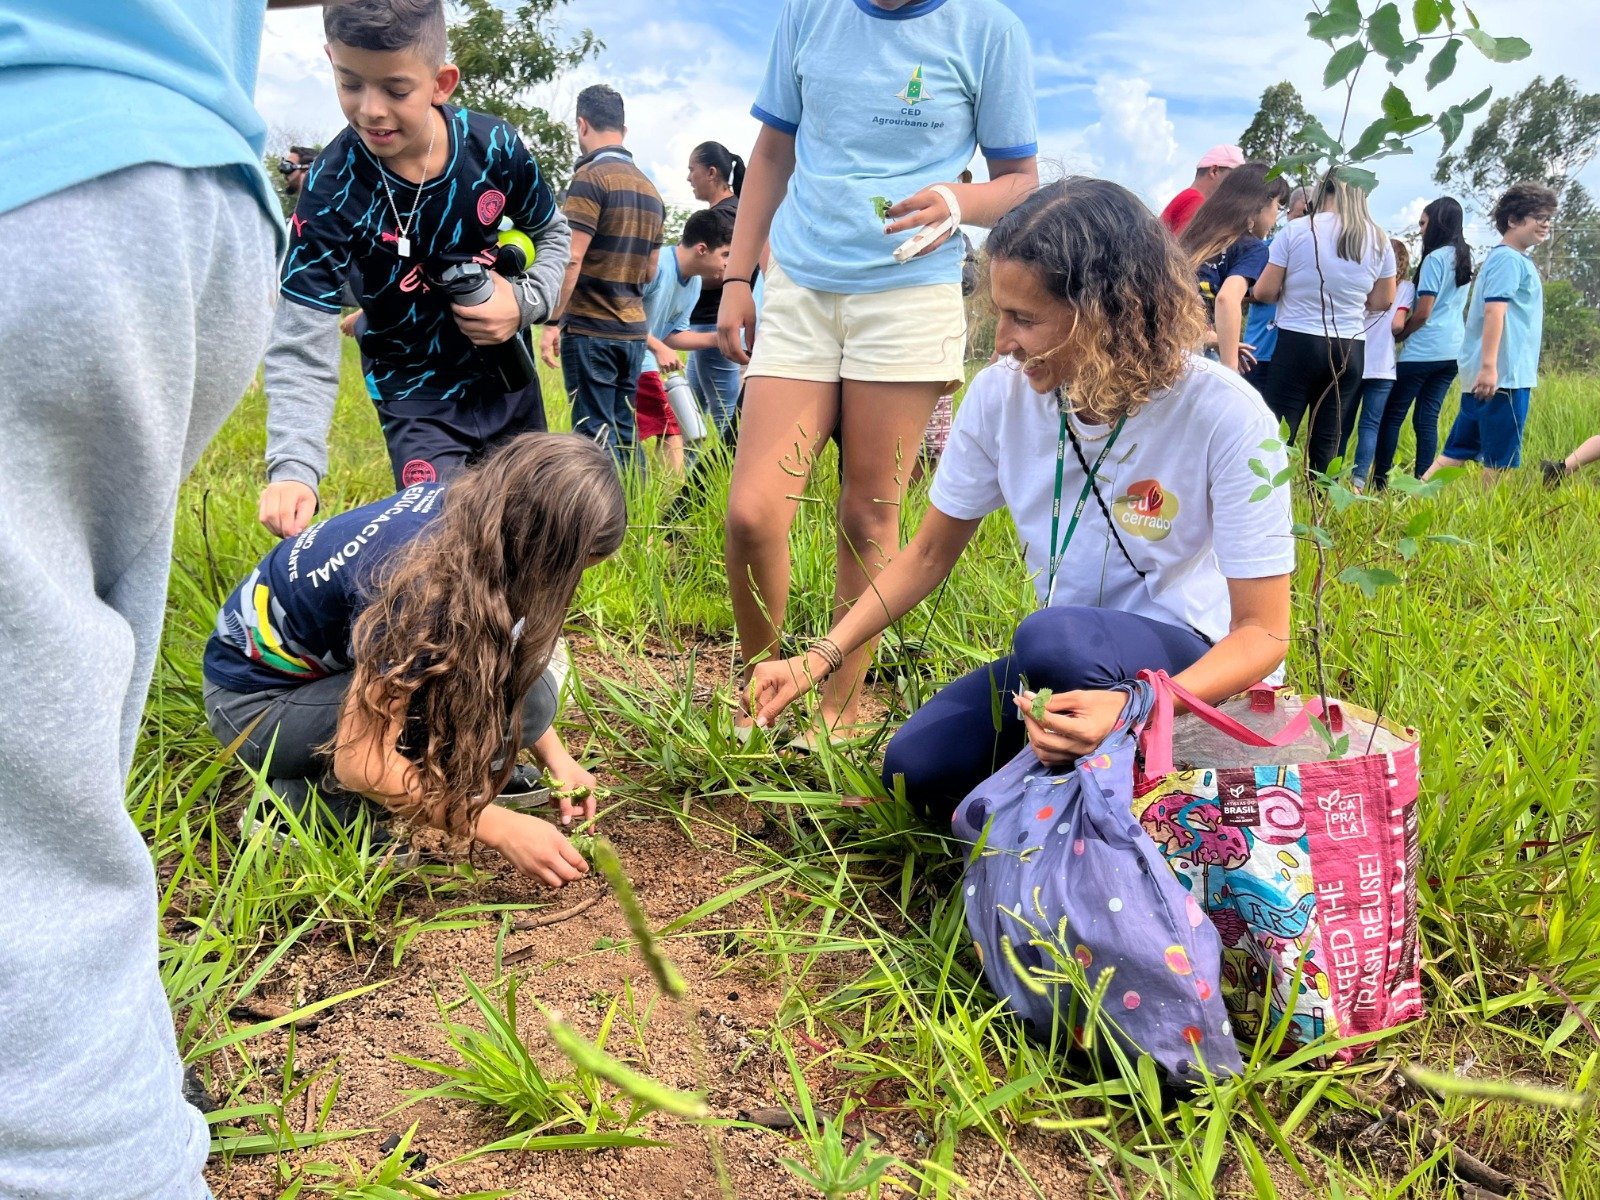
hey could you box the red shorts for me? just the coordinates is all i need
[633,370,682,441]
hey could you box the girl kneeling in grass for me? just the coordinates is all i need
[748,179,1296,823]
[202,434,625,888]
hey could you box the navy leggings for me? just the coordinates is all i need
[882,606,1212,825]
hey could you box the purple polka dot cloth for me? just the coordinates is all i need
[951,682,1243,1087]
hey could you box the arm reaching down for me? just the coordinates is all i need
[261,300,342,535]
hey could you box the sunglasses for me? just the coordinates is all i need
[278,158,309,176]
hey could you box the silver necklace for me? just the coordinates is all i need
[376,115,438,259]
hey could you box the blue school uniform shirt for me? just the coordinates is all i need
[1458,244,1544,391]
[282,105,559,409]
[0,0,280,231]
[752,0,1037,294]
[203,484,447,694]
[1242,235,1281,361]
[641,247,703,342]
[1399,245,1470,364]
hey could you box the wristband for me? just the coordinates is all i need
[892,183,963,265]
[723,274,757,289]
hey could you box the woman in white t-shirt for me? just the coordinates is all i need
[746,178,1295,822]
[1253,173,1397,476]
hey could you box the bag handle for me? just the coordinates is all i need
[1136,670,1326,782]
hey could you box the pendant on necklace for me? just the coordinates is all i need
[396,235,411,258]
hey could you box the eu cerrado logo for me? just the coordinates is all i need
[1113,479,1179,541]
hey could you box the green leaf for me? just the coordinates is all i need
[1298,117,1344,155]
[1249,458,1272,480]
[1258,437,1285,453]
[1249,484,1275,503]
[1328,481,1363,513]
[1307,0,1363,43]
[1400,1064,1593,1111]
[1398,536,1419,560]
[1403,508,1435,537]
[1461,28,1532,62]
[1413,0,1442,33]
[1348,117,1394,161]
[1426,37,1460,89]
[1438,105,1465,152]
[1338,566,1403,598]
[1337,165,1380,193]
[870,196,892,220]
[1324,41,1369,88]
[1459,85,1492,114]
[1268,151,1330,181]
[1367,4,1408,59]
[1381,83,1414,120]
[1030,688,1054,721]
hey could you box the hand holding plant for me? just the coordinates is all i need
[475,805,589,888]
[1014,688,1127,765]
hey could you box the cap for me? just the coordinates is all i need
[1196,144,1247,170]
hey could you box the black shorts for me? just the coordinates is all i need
[366,347,546,487]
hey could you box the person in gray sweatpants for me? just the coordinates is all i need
[0,168,276,1198]
[0,5,287,1197]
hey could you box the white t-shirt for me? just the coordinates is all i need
[1362,280,1416,381]
[930,356,1295,644]
[1268,213,1397,341]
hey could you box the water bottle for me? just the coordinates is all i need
[433,261,537,392]
[662,370,707,441]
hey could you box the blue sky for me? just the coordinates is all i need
[257,0,1600,245]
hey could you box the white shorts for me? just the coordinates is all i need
[748,260,966,387]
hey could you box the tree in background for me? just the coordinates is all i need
[1435,74,1600,304]
[448,0,601,189]
[1239,82,1322,167]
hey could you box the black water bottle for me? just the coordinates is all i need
[433,261,537,392]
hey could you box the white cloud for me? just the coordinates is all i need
[1038,77,1185,209]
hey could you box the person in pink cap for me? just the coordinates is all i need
[1161,144,1246,234]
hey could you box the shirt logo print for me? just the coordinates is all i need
[1113,479,1179,541]
[896,65,931,106]
[477,189,507,226]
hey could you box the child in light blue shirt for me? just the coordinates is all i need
[633,206,735,470]
[1427,182,1558,483]
[718,0,1039,741]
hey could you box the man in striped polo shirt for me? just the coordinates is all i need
[540,84,665,467]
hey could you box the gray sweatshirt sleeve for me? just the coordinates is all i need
[262,299,343,491]
[513,206,572,328]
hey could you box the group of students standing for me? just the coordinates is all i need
[1165,145,1561,488]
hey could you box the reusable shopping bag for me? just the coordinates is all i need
[1133,670,1423,1060]
[952,683,1243,1087]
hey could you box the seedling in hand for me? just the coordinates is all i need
[870,196,893,221]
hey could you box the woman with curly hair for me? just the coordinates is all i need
[747,178,1295,823]
[201,434,626,887]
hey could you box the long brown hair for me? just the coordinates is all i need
[986,177,1208,424]
[1179,162,1288,267]
[343,434,627,834]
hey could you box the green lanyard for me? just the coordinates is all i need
[1046,409,1126,608]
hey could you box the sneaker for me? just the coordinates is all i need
[496,763,551,813]
[1541,459,1571,487]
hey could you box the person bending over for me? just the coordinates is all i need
[205,434,623,887]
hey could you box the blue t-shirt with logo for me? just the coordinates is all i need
[1459,244,1544,391]
[203,484,446,693]
[1399,245,1470,364]
[282,105,559,410]
[752,0,1037,294]
[0,0,280,229]
[641,246,703,342]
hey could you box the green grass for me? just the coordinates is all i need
[145,349,1600,1197]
